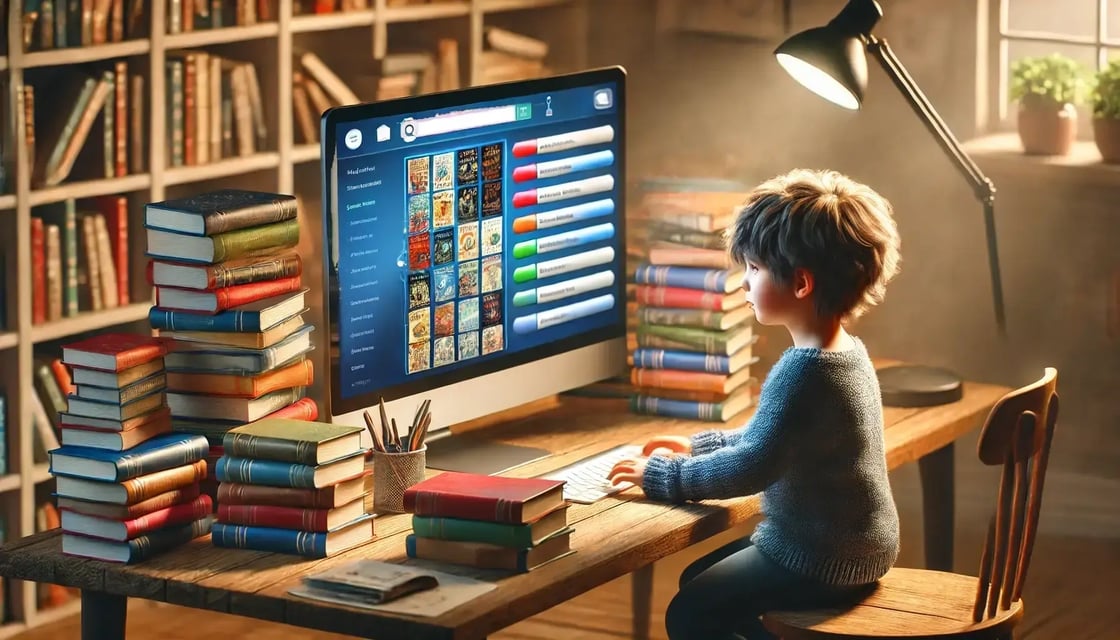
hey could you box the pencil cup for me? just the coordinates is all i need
[371,446,426,514]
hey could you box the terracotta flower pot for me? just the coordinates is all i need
[1017,101,1078,156]
[1092,117,1120,163]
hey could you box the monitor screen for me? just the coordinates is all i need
[321,67,627,419]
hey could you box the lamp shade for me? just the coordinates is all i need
[774,26,868,110]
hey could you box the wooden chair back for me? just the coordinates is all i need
[971,367,1059,622]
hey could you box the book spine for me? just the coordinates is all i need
[404,490,524,524]
[263,397,318,421]
[634,285,729,311]
[126,517,214,562]
[210,522,326,557]
[120,460,208,503]
[115,437,209,481]
[211,218,300,263]
[222,433,315,465]
[634,265,730,293]
[209,253,302,288]
[216,481,338,509]
[123,495,213,538]
[148,307,264,332]
[216,504,330,531]
[629,368,728,394]
[410,515,530,547]
[214,457,317,489]
[630,396,727,421]
[636,306,722,329]
[632,349,730,374]
[204,199,299,236]
[62,201,79,316]
[211,275,302,311]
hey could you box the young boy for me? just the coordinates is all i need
[608,168,903,640]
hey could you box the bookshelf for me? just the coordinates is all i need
[0,0,590,633]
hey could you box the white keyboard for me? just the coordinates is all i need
[542,444,643,504]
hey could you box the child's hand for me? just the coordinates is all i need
[607,455,648,488]
[642,435,691,458]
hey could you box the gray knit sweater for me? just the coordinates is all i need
[642,337,900,585]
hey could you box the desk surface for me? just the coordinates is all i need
[0,378,1010,640]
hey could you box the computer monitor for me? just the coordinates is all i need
[320,67,628,474]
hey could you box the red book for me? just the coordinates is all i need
[258,397,319,422]
[97,195,130,306]
[31,217,46,324]
[61,333,168,372]
[60,495,212,541]
[634,285,746,312]
[402,472,566,524]
[216,497,366,532]
[155,275,303,313]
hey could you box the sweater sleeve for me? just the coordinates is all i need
[643,351,816,503]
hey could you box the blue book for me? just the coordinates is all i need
[214,451,366,489]
[211,515,374,558]
[63,516,215,563]
[49,432,209,482]
[633,348,746,374]
[630,388,755,422]
[148,289,307,333]
[634,264,740,293]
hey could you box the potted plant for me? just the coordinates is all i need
[1091,60,1120,163]
[1009,54,1087,156]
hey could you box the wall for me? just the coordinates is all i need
[583,0,1119,524]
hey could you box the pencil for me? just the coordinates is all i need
[362,410,384,453]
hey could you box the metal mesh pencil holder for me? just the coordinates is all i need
[371,446,426,514]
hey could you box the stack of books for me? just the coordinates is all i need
[402,472,574,573]
[626,177,760,422]
[210,418,375,558]
[52,333,212,564]
[143,189,318,502]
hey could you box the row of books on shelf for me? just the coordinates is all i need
[31,196,130,324]
[20,0,148,52]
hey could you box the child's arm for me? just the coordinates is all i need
[640,353,815,503]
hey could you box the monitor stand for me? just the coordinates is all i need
[424,433,552,476]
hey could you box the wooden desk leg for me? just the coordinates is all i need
[631,564,653,640]
[81,590,127,640]
[918,442,955,572]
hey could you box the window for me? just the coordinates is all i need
[994,0,1120,128]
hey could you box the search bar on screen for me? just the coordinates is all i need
[401,104,522,141]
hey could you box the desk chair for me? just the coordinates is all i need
[761,367,1059,640]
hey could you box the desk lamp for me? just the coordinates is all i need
[773,0,1006,406]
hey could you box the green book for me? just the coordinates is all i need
[222,419,365,466]
[411,504,569,548]
[146,217,301,264]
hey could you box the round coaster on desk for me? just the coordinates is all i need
[877,364,963,407]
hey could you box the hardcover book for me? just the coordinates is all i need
[222,418,364,465]
[49,432,210,482]
[144,189,298,237]
[61,333,168,372]
[402,472,566,524]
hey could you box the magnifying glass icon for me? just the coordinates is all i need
[401,120,417,142]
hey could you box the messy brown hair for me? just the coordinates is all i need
[725,168,901,321]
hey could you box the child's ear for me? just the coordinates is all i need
[793,268,814,299]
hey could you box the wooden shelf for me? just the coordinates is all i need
[292,10,377,32]
[480,0,570,12]
[0,194,15,210]
[0,57,7,71]
[20,40,151,69]
[384,1,470,22]
[0,332,18,350]
[165,23,281,48]
[28,174,151,207]
[0,621,29,640]
[30,302,152,344]
[32,464,53,484]
[163,152,281,186]
[0,474,21,494]
[292,144,321,164]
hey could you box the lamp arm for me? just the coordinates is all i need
[866,35,1007,334]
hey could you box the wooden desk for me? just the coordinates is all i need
[0,378,1009,640]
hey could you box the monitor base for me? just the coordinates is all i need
[876,364,963,407]
[425,433,552,476]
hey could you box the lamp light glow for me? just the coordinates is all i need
[775,53,860,110]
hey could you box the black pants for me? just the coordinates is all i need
[665,537,873,640]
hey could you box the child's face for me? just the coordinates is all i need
[739,260,799,326]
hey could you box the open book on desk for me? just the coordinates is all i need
[289,559,497,617]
